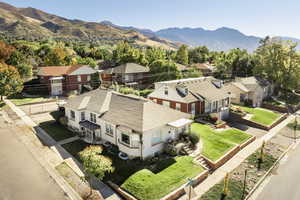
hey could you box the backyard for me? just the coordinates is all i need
[62,139,204,200]
[237,105,282,126]
[191,123,252,161]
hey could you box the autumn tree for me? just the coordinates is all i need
[0,63,23,100]
[0,40,15,62]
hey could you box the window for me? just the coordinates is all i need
[105,124,113,136]
[87,75,91,81]
[121,134,130,145]
[151,131,162,145]
[70,110,75,121]
[191,103,196,114]
[81,112,85,121]
[205,101,211,113]
[164,86,168,95]
[77,75,81,82]
[163,101,170,108]
[90,113,96,123]
[176,103,181,111]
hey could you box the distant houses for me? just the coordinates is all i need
[100,63,149,86]
[36,65,96,96]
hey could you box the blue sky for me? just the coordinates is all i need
[3,0,300,38]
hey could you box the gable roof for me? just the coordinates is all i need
[37,65,95,76]
[236,76,270,91]
[104,63,149,74]
[149,77,229,103]
[65,89,190,133]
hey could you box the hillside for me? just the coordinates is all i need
[0,2,177,49]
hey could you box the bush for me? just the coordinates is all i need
[189,133,200,145]
[164,144,177,156]
[59,116,68,126]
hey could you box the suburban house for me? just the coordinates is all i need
[63,89,192,159]
[223,82,250,104]
[192,63,216,76]
[175,63,188,73]
[235,76,274,107]
[148,77,231,120]
[37,65,97,96]
[100,63,149,86]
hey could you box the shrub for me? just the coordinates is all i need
[59,116,68,126]
[188,133,200,145]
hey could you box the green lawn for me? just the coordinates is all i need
[238,106,282,126]
[121,156,204,200]
[191,123,252,161]
[8,94,50,106]
[39,121,76,141]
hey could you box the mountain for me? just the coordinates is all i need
[155,27,261,52]
[101,21,300,52]
[0,2,177,49]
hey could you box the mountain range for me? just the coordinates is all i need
[101,20,300,52]
[0,1,299,52]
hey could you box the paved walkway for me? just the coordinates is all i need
[180,114,296,200]
[4,99,120,200]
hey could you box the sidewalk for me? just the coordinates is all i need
[179,114,295,200]
[4,99,120,200]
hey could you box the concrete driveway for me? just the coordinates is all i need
[0,118,69,200]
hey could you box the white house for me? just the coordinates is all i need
[63,89,192,159]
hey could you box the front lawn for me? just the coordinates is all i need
[121,156,204,200]
[237,105,282,126]
[8,94,50,106]
[191,124,252,161]
[39,121,76,141]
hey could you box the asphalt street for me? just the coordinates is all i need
[0,117,68,200]
[256,141,300,200]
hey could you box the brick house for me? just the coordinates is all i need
[37,65,97,96]
[148,77,231,120]
[100,63,149,85]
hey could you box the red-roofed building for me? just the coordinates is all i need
[37,65,97,96]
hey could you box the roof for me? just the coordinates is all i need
[37,65,95,76]
[236,76,271,91]
[64,89,190,133]
[103,63,149,74]
[149,77,229,103]
[223,82,249,93]
[193,63,215,71]
[175,63,188,71]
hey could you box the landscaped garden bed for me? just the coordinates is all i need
[62,139,206,200]
[191,123,252,161]
[200,142,285,200]
[39,121,76,141]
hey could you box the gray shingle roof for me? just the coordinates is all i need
[104,63,149,74]
[65,89,190,133]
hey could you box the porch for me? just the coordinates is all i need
[79,120,101,144]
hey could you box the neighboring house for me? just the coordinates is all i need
[100,63,149,85]
[193,63,216,76]
[223,82,250,104]
[175,63,188,73]
[63,89,192,159]
[148,77,231,120]
[235,76,273,107]
[37,65,96,96]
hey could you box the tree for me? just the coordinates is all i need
[76,57,97,68]
[254,37,300,92]
[175,45,189,65]
[146,47,167,65]
[0,40,15,62]
[188,46,210,64]
[0,63,23,100]
[79,146,114,197]
[149,60,181,83]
